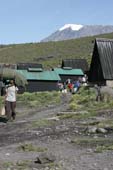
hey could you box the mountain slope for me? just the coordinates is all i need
[41,24,113,42]
[0,32,113,69]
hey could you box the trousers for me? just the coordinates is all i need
[5,101,16,120]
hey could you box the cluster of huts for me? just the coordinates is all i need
[0,59,87,93]
[16,59,88,92]
[0,38,113,93]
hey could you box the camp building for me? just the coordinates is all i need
[53,67,84,83]
[89,38,113,87]
[61,59,89,74]
[17,69,61,92]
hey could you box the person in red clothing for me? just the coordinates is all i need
[68,82,73,92]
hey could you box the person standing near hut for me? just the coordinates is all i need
[5,79,18,121]
[94,84,102,101]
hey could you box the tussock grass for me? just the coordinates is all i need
[96,144,113,153]
[2,160,31,170]
[18,143,47,152]
[31,119,55,127]
[97,119,113,129]
[69,87,113,113]
[17,91,61,108]
[71,137,113,147]
[59,111,98,120]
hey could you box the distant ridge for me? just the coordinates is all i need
[41,24,113,42]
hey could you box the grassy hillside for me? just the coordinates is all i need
[0,32,113,69]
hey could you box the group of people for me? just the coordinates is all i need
[57,75,88,94]
[67,79,80,93]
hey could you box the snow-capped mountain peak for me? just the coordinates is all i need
[59,24,83,31]
[41,24,113,42]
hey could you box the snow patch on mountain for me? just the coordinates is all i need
[59,24,83,31]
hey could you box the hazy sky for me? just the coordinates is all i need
[0,0,113,44]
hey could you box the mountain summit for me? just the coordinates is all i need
[59,24,83,31]
[41,24,113,42]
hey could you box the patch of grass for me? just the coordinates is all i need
[16,160,30,168]
[59,113,77,119]
[31,118,55,128]
[59,110,98,120]
[47,162,63,170]
[69,87,113,113]
[2,162,13,168]
[69,87,96,111]
[2,160,31,170]
[96,144,113,153]
[18,143,48,152]
[71,137,112,147]
[17,91,61,108]
[69,101,82,110]
[97,119,113,129]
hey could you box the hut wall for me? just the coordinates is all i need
[26,80,59,92]
[89,44,104,82]
[106,80,113,87]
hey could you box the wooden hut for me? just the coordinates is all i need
[89,38,113,87]
[61,59,89,73]
[54,67,84,82]
[17,63,43,70]
[17,69,61,92]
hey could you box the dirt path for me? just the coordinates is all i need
[0,92,113,170]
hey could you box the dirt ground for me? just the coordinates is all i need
[0,93,113,170]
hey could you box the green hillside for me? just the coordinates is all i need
[0,32,113,69]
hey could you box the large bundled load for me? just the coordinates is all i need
[1,68,27,87]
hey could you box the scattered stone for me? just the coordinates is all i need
[93,135,98,139]
[87,148,93,153]
[35,152,56,164]
[46,116,59,121]
[5,153,10,156]
[66,138,71,142]
[97,128,108,134]
[87,126,97,133]
[86,126,108,134]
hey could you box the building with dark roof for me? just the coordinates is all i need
[89,38,113,87]
[61,59,89,73]
[17,63,43,70]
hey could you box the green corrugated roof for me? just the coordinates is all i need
[16,70,61,81]
[54,68,84,75]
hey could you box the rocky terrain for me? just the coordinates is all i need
[0,92,113,170]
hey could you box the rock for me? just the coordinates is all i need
[46,116,59,121]
[87,126,97,133]
[97,128,108,133]
[86,126,108,134]
[35,152,56,164]
[93,135,98,138]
